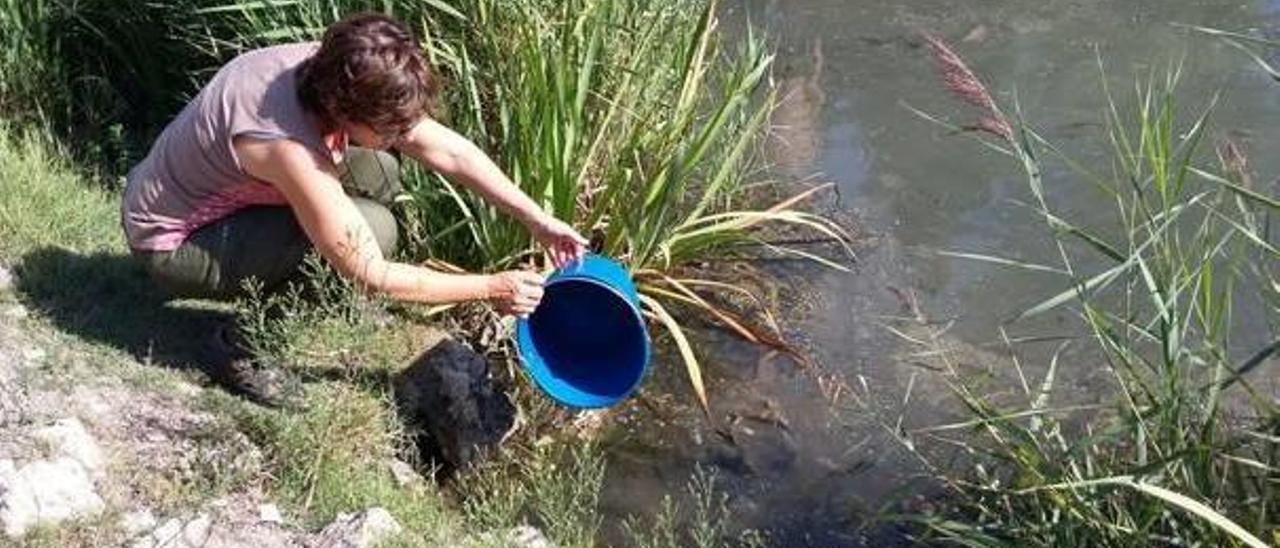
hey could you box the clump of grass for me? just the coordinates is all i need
[459,441,605,548]
[895,36,1279,546]
[214,257,469,544]
[0,0,59,123]
[230,254,633,546]
[622,466,767,548]
[458,449,768,548]
[0,125,121,257]
[213,380,464,544]
[233,254,413,375]
[23,513,125,548]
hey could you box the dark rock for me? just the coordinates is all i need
[393,338,515,478]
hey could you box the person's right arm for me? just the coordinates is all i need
[233,136,543,315]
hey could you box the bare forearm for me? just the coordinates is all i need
[400,120,545,224]
[450,144,542,223]
[351,259,494,304]
[233,133,516,307]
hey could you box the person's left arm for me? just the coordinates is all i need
[396,118,587,267]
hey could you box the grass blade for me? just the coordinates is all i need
[938,250,1070,275]
[638,293,708,414]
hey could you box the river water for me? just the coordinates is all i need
[598,1,1280,545]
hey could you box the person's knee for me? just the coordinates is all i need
[342,147,402,204]
[351,198,400,257]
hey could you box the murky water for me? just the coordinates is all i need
[599,1,1280,545]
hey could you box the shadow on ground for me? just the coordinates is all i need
[13,246,232,372]
[14,246,519,481]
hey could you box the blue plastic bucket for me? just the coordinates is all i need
[515,254,651,409]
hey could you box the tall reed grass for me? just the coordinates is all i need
[896,35,1279,546]
[0,0,217,177]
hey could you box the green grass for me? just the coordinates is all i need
[220,263,768,547]
[22,513,125,548]
[0,125,121,257]
[459,441,605,547]
[210,385,466,544]
[0,127,258,543]
[0,124,239,390]
[0,1,208,179]
[896,37,1280,546]
[0,125,221,401]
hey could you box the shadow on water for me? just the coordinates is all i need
[12,246,232,372]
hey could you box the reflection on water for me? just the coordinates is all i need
[599,1,1280,545]
[768,38,828,178]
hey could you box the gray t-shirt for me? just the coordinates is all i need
[122,42,337,251]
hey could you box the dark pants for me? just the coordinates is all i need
[132,148,402,300]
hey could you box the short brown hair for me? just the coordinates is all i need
[298,13,437,139]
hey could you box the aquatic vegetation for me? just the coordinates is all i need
[898,35,1279,546]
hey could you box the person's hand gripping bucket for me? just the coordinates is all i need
[515,254,651,409]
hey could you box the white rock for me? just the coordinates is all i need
[454,525,556,548]
[0,267,11,292]
[120,509,158,536]
[0,460,29,537]
[72,388,113,421]
[388,459,423,487]
[131,517,183,548]
[18,347,44,369]
[2,306,26,320]
[152,518,184,540]
[0,457,105,538]
[173,514,213,547]
[173,382,203,398]
[34,418,105,478]
[258,503,283,525]
[131,514,216,548]
[316,507,402,548]
[506,525,554,548]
